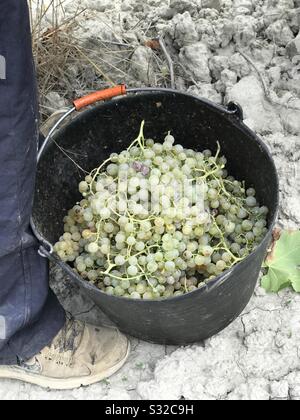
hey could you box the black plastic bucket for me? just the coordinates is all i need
[32,88,279,345]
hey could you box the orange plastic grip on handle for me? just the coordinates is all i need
[73,85,127,111]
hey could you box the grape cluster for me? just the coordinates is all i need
[54,122,268,300]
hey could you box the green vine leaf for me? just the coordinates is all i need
[262,230,300,293]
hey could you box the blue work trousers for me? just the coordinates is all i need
[0,0,65,365]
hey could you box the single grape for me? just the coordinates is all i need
[120,280,130,290]
[165,261,176,272]
[136,282,147,294]
[77,262,86,272]
[246,188,256,196]
[246,196,257,207]
[100,207,111,220]
[115,286,125,296]
[147,262,158,273]
[104,223,114,233]
[237,208,247,219]
[127,265,138,277]
[126,236,136,246]
[222,253,232,263]
[115,255,125,266]
[106,287,115,295]
[195,255,206,266]
[216,260,227,271]
[143,292,153,300]
[242,220,253,232]
[128,256,138,266]
[79,181,88,193]
[88,242,99,254]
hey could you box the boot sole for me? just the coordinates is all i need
[0,340,130,391]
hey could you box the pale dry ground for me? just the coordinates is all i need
[0,0,299,400]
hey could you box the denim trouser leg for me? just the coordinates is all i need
[0,0,65,365]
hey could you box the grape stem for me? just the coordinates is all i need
[127,120,146,151]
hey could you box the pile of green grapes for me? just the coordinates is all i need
[54,122,268,299]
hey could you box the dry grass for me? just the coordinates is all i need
[28,0,122,119]
[28,0,172,120]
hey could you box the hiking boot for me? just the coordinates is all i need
[0,317,130,390]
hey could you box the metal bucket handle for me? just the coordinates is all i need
[31,85,243,258]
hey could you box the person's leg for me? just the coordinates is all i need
[0,2,130,389]
[0,0,65,365]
